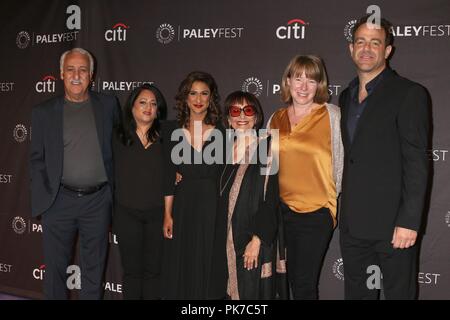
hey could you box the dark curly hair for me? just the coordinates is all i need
[117,83,167,146]
[175,71,221,128]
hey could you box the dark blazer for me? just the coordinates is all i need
[30,91,120,217]
[339,69,430,240]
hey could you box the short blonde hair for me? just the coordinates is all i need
[281,54,329,105]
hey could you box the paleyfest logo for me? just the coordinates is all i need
[156,23,175,44]
[156,22,243,43]
[242,77,341,98]
[332,258,344,281]
[12,216,26,234]
[16,31,31,49]
[13,124,28,143]
[99,80,153,92]
[344,19,358,42]
[15,5,80,49]
[242,77,263,97]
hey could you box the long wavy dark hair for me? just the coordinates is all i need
[118,83,167,146]
[175,71,221,128]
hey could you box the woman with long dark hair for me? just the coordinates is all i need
[162,71,223,299]
[113,83,174,299]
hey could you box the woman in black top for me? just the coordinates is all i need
[113,84,174,299]
[162,71,223,299]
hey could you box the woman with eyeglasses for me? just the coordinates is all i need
[268,55,344,299]
[208,91,279,300]
[113,83,174,299]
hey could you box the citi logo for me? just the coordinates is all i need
[35,75,56,93]
[32,264,81,289]
[105,23,129,42]
[276,19,308,40]
[32,265,46,280]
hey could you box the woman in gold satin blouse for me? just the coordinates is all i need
[268,55,343,299]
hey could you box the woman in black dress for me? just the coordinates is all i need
[162,71,223,299]
[209,91,279,299]
[113,84,174,299]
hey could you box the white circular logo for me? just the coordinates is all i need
[332,258,344,281]
[242,77,263,97]
[156,23,175,44]
[344,20,357,43]
[13,124,28,143]
[445,211,450,227]
[12,216,27,234]
[16,31,31,49]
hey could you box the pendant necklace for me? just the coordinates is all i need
[220,165,236,196]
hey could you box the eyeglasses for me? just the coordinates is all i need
[229,105,256,117]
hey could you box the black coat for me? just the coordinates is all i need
[30,91,120,217]
[339,69,430,240]
[209,138,280,299]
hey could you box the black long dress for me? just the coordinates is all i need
[162,125,223,299]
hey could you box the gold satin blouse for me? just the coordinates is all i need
[271,106,337,223]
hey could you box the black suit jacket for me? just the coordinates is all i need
[30,91,120,217]
[339,69,430,240]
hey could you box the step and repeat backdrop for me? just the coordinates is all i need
[0,0,449,299]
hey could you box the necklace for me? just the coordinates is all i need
[136,128,150,148]
[289,105,313,127]
[220,165,237,196]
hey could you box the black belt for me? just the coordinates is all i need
[61,182,108,196]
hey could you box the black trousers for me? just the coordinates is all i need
[114,204,163,300]
[41,185,111,300]
[340,229,417,300]
[282,203,334,300]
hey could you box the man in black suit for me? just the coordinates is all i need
[30,48,120,299]
[339,16,430,299]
